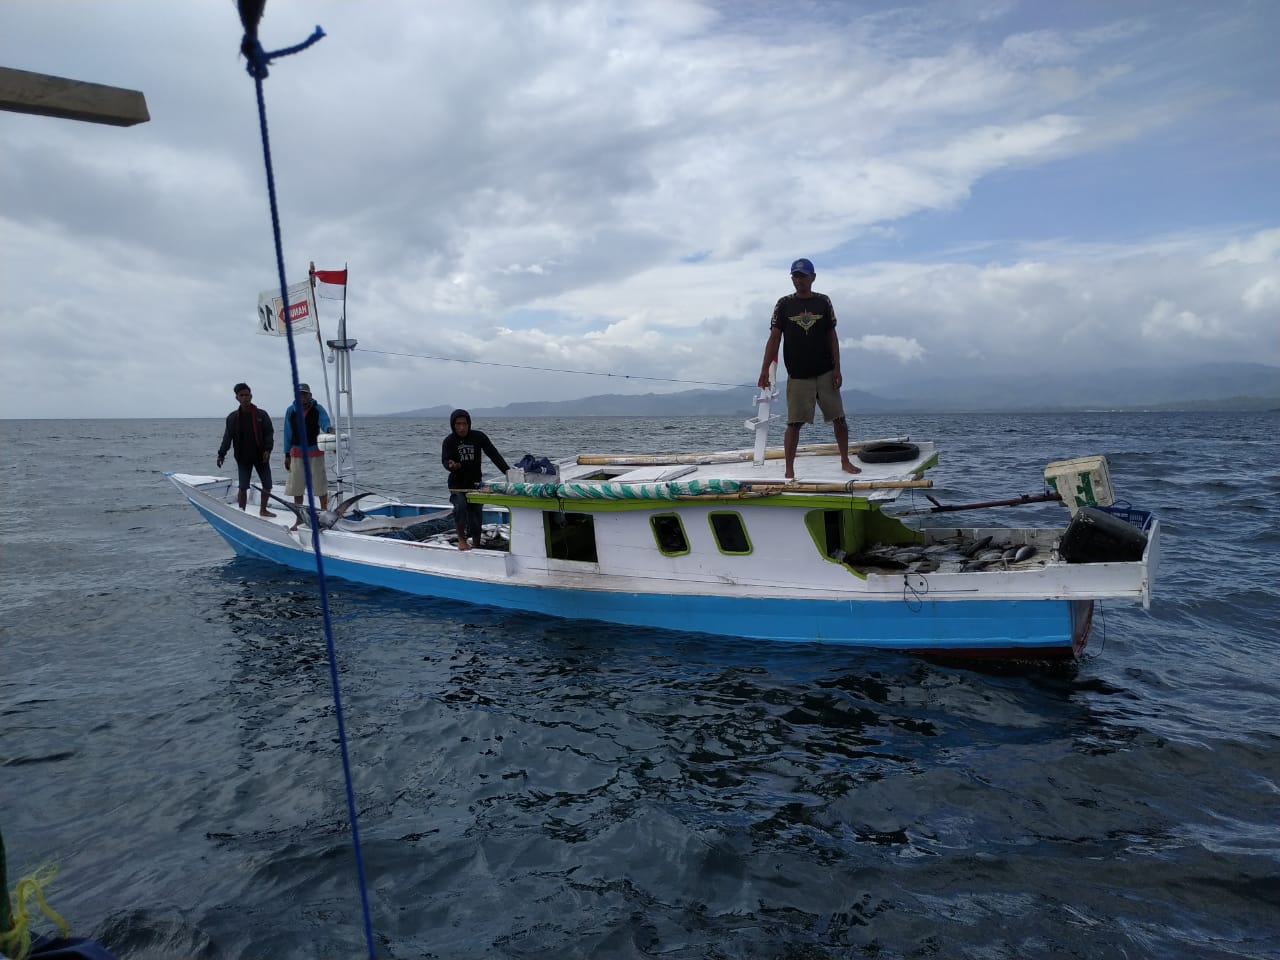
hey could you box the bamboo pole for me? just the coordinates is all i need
[577,436,910,466]
[743,479,933,493]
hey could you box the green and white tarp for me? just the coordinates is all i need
[485,479,741,500]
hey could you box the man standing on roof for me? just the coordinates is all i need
[217,382,277,517]
[283,383,334,515]
[757,257,861,480]
[442,408,510,551]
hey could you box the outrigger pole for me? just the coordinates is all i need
[894,491,1063,516]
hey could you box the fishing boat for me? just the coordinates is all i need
[169,331,1159,661]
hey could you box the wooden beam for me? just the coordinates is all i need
[0,66,149,127]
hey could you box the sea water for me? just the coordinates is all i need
[1,411,1277,959]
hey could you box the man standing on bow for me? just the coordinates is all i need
[757,257,861,480]
[283,383,334,514]
[216,382,277,516]
[442,408,510,551]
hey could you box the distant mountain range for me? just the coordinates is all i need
[385,362,1280,418]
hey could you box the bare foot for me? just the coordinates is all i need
[259,510,277,518]
[457,540,472,551]
[841,461,862,475]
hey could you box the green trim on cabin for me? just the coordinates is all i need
[804,508,851,559]
[916,451,940,473]
[802,504,924,579]
[468,492,887,512]
[865,509,924,546]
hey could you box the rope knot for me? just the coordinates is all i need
[240,26,326,79]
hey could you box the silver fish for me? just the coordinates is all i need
[271,491,375,530]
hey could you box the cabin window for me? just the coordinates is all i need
[650,514,689,556]
[543,510,598,562]
[822,510,842,558]
[709,512,751,554]
[802,508,858,562]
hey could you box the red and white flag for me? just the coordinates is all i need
[312,267,347,301]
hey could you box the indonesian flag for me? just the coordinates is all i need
[256,279,318,336]
[312,267,347,300]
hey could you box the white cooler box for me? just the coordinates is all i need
[1044,455,1115,515]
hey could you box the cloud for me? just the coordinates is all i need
[1242,276,1279,313]
[850,335,926,364]
[1206,228,1280,267]
[1140,300,1224,341]
[1,0,1276,418]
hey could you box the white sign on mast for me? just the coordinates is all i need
[256,279,318,336]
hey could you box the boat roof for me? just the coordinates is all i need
[552,439,938,503]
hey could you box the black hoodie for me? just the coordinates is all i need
[441,408,510,488]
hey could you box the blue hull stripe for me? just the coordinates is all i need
[196,502,1077,655]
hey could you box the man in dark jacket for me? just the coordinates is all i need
[217,382,277,516]
[442,408,510,550]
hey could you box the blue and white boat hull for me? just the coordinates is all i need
[170,461,1154,662]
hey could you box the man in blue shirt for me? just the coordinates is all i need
[283,383,334,513]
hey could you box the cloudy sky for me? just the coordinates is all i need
[2,0,1277,419]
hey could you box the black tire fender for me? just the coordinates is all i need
[857,441,920,464]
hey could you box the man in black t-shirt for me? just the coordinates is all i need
[757,258,860,480]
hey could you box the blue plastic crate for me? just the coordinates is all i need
[1095,502,1152,531]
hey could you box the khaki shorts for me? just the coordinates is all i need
[285,453,326,496]
[786,370,845,424]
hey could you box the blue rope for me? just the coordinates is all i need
[242,28,326,79]
[239,15,377,960]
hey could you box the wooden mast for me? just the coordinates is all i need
[0,66,149,126]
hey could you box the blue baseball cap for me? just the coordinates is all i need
[790,258,815,275]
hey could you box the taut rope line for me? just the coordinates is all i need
[359,347,757,389]
[237,5,377,958]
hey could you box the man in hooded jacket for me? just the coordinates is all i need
[442,408,510,550]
